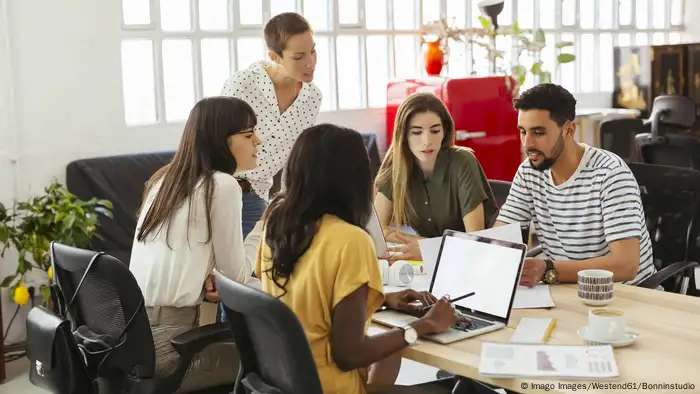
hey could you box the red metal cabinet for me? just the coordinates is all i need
[386,76,522,182]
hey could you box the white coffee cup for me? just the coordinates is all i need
[588,308,627,341]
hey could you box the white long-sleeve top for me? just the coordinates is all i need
[129,172,250,307]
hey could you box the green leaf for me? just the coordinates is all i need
[557,53,576,63]
[556,41,574,49]
[518,74,526,86]
[98,199,113,210]
[0,223,8,244]
[512,65,527,77]
[531,61,543,75]
[478,15,491,29]
[0,273,18,288]
[534,28,546,44]
[540,71,552,84]
[17,253,29,273]
[512,21,521,35]
[40,284,51,303]
[62,212,76,230]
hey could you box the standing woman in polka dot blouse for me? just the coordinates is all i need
[219,12,322,322]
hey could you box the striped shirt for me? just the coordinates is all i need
[496,145,655,285]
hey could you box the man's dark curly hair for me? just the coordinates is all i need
[513,83,577,127]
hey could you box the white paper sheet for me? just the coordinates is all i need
[695,266,700,291]
[512,285,555,309]
[417,223,524,275]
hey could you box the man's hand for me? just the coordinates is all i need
[203,274,220,302]
[383,233,422,262]
[384,289,437,314]
[520,258,546,287]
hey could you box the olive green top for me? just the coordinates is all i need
[377,147,497,238]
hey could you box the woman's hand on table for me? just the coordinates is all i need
[382,233,423,262]
[384,289,436,313]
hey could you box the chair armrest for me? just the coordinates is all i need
[241,372,284,394]
[170,323,232,358]
[637,261,699,290]
[526,245,542,258]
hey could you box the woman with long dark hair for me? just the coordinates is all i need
[256,124,461,394]
[129,96,260,392]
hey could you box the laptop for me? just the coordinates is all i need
[371,229,527,344]
[365,205,389,257]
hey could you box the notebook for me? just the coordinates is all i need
[510,317,556,344]
[478,343,620,379]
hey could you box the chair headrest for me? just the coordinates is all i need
[643,95,695,131]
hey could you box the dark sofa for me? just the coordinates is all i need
[65,133,383,265]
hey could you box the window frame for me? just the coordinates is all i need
[120,0,685,126]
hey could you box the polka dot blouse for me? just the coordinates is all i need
[221,60,323,201]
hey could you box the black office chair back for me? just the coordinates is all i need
[486,179,511,228]
[627,163,700,270]
[635,95,700,168]
[50,242,156,383]
[639,133,700,169]
[599,118,644,163]
[217,273,323,394]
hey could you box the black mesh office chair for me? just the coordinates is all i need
[627,163,700,294]
[599,118,645,163]
[635,95,700,169]
[47,242,234,394]
[216,272,323,394]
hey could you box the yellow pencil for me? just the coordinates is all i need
[542,319,557,343]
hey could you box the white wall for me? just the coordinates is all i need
[0,0,624,343]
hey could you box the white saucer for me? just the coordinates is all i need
[578,326,640,347]
[578,296,613,306]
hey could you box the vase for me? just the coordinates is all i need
[424,40,444,76]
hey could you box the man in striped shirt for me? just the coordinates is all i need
[495,84,655,287]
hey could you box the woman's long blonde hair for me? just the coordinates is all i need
[375,92,456,229]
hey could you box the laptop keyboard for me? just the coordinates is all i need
[453,317,494,332]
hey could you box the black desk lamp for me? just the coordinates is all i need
[478,0,505,30]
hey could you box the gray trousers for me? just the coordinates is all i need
[147,305,239,393]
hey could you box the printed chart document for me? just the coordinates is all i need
[513,285,556,309]
[478,343,620,379]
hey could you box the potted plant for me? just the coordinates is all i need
[420,16,576,93]
[0,181,112,306]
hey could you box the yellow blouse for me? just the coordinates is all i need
[256,214,385,394]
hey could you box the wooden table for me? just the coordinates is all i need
[374,283,700,393]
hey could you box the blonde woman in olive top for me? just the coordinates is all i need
[374,92,497,262]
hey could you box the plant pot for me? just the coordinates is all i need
[424,40,445,76]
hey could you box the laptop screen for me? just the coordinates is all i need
[365,206,387,257]
[429,231,526,322]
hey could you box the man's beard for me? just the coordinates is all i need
[528,133,564,171]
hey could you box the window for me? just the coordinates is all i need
[120,0,685,126]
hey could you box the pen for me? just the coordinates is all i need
[448,292,476,303]
[420,292,476,312]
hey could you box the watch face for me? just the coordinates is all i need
[404,326,418,344]
[546,270,557,283]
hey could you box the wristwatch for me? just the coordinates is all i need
[401,325,418,346]
[542,259,558,284]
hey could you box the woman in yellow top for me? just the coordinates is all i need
[374,92,497,262]
[255,124,463,394]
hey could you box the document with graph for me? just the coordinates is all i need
[478,343,619,379]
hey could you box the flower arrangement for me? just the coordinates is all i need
[0,181,112,305]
